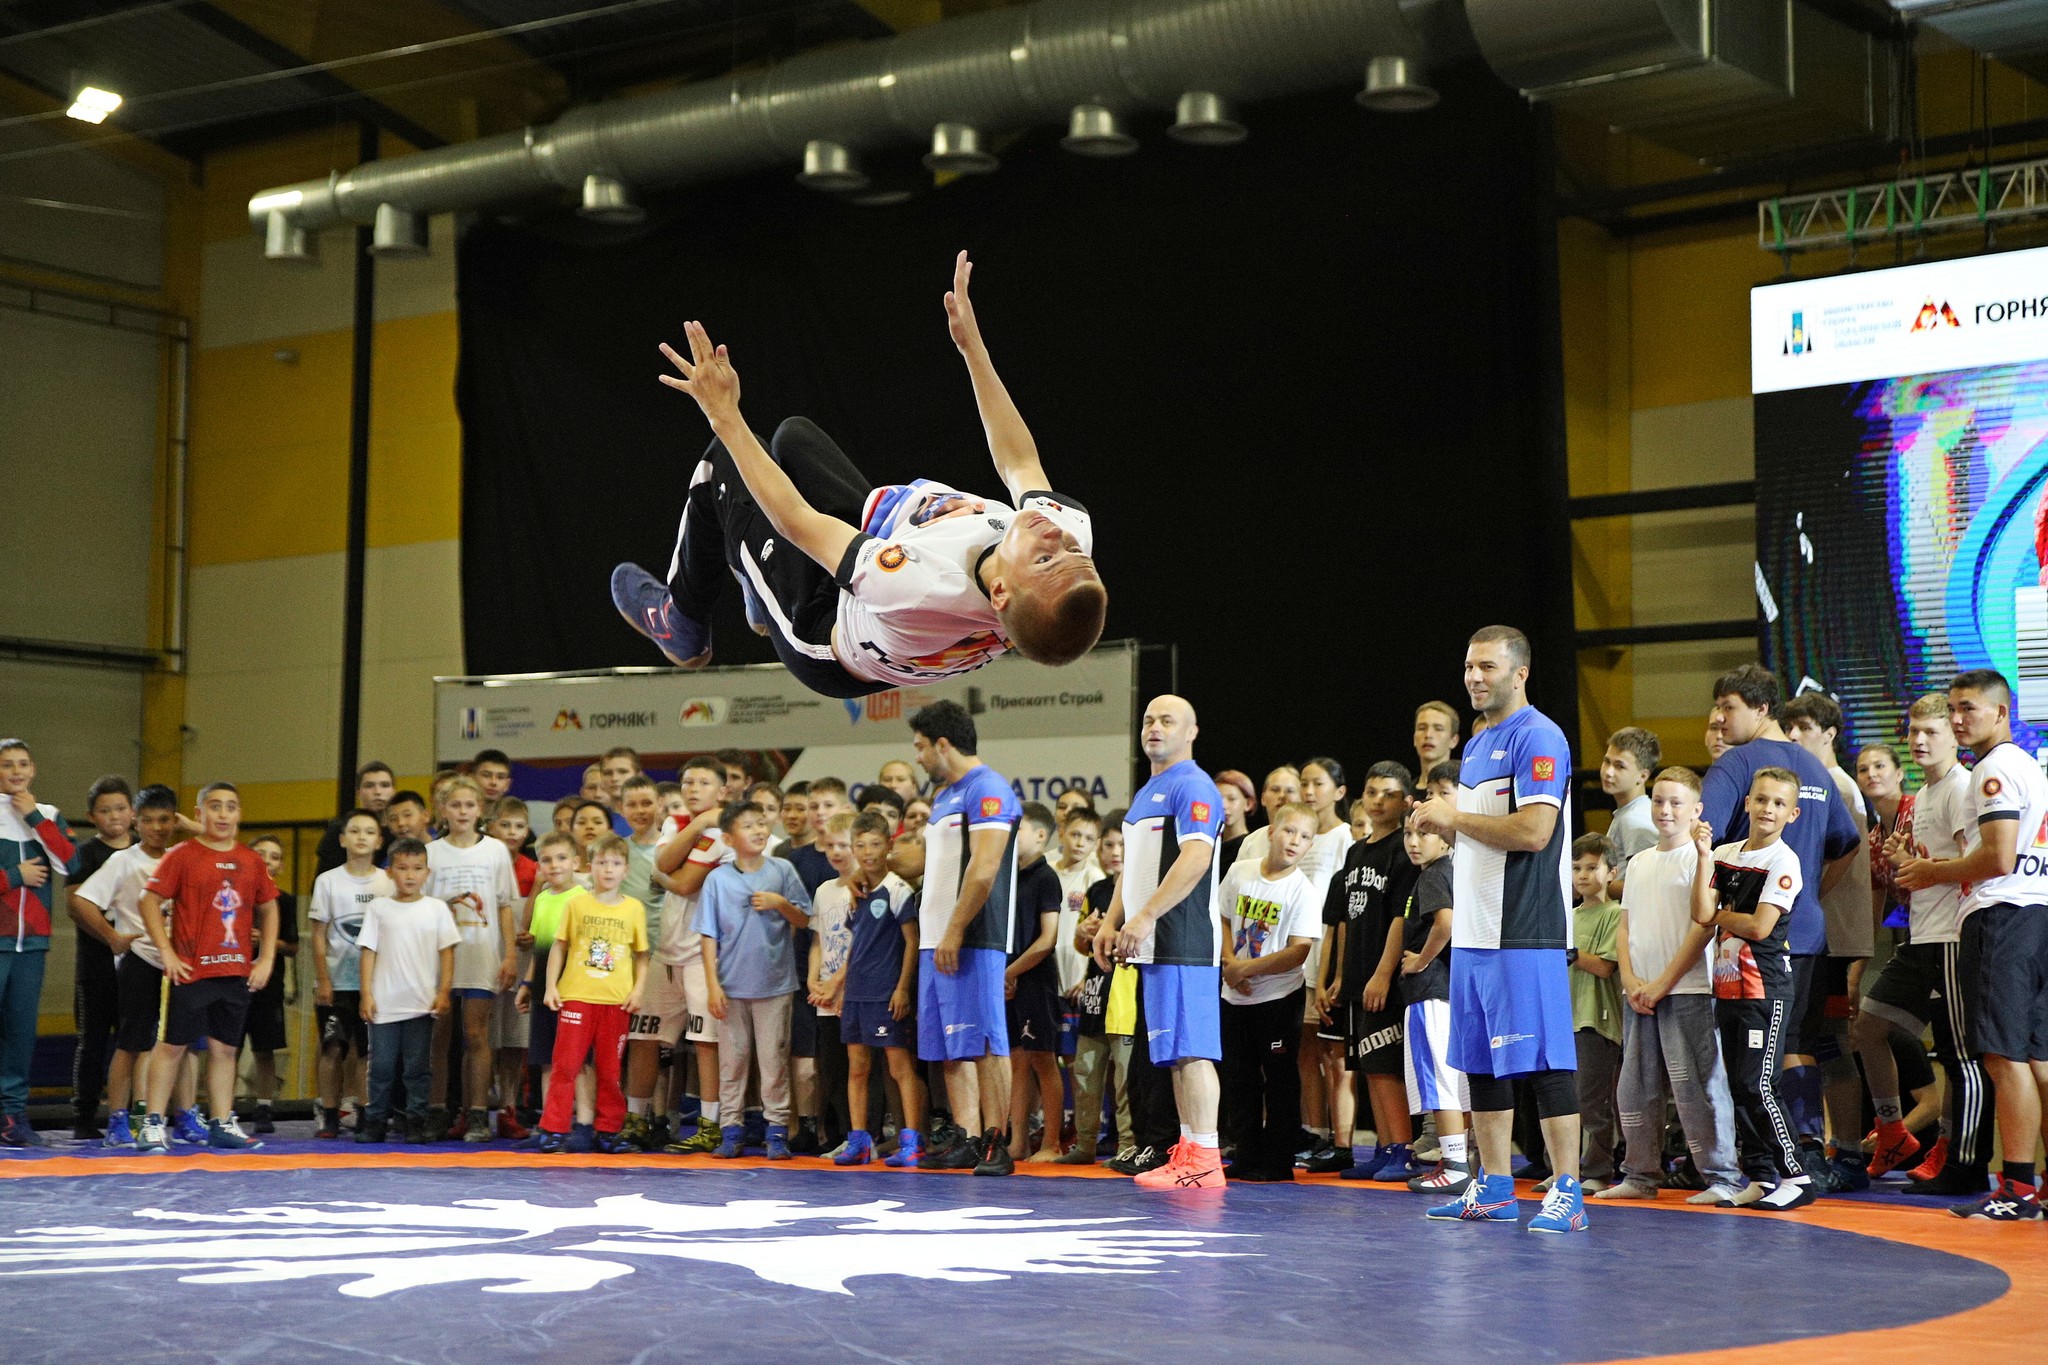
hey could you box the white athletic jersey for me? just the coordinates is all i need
[1451,705,1575,950]
[656,819,733,965]
[836,479,1094,688]
[1908,763,1970,942]
[1961,742,2048,914]
[76,844,166,969]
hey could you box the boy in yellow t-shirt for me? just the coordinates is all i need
[536,835,649,1153]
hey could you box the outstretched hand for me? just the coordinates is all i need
[659,320,742,427]
[943,249,984,355]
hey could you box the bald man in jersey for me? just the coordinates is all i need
[1093,695,1227,1189]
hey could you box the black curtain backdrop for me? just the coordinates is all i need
[456,63,1576,794]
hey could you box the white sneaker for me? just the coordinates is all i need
[1689,1183,1745,1206]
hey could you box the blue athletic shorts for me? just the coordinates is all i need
[1138,963,1222,1064]
[841,998,913,1050]
[1447,946,1577,1078]
[1059,1009,1079,1057]
[917,948,1010,1062]
[451,987,495,1001]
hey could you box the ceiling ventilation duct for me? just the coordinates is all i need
[247,0,1463,237]
[1892,1,2048,85]
[1466,0,1899,164]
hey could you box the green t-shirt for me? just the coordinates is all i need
[1571,899,1623,1044]
[529,886,578,950]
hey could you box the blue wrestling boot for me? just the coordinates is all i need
[712,1124,746,1159]
[102,1109,134,1149]
[883,1128,922,1168]
[170,1107,209,1146]
[1527,1173,1590,1233]
[1427,1171,1519,1222]
[611,563,711,667]
[834,1130,875,1165]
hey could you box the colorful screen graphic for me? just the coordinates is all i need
[1752,247,2048,758]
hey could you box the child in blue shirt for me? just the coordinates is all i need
[693,799,811,1159]
[828,810,926,1167]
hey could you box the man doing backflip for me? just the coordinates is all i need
[613,253,1107,697]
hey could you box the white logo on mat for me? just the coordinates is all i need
[0,1195,1249,1298]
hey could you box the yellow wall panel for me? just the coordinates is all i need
[192,328,354,455]
[1629,224,1775,411]
[369,420,462,546]
[188,431,349,565]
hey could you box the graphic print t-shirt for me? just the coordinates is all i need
[1219,861,1322,1007]
[1961,742,2048,915]
[309,866,393,991]
[918,765,1020,954]
[555,891,649,1008]
[836,480,1095,688]
[1452,705,1574,951]
[1325,830,1419,998]
[145,839,279,981]
[425,836,518,992]
[1708,839,1803,1001]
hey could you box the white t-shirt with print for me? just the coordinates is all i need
[425,837,517,992]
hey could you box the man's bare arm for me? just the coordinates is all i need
[943,251,1051,500]
[659,324,858,572]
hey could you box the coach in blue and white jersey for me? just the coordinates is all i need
[1093,695,1228,1188]
[909,699,1020,1172]
[1411,625,1589,1233]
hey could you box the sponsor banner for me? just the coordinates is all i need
[1752,243,2048,393]
[436,640,1136,770]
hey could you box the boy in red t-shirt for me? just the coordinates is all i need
[132,782,280,1153]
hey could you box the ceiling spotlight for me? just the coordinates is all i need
[370,204,428,257]
[66,86,122,124]
[579,173,645,224]
[796,140,868,193]
[1062,105,1137,157]
[1357,56,1439,112]
[1168,91,1246,146]
[923,123,998,175]
[263,211,315,263]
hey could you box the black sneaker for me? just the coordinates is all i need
[932,1132,982,1170]
[917,1120,963,1169]
[1303,1143,1354,1174]
[973,1131,1015,1177]
[252,1105,275,1135]
[355,1118,388,1145]
[789,1118,821,1156]
[72,1119,104,1142]
[1105,1144,1168,1176]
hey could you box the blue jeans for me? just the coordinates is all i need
[368,1015,434,1125]
[0,950,47,1116]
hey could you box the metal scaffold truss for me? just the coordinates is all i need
[1760,156,2048,254]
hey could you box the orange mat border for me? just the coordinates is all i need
[1,1152,2037,1362]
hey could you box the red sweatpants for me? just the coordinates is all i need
[543,1001,628,1133]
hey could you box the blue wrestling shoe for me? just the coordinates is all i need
[834,1130,875,1165]
[884,1128,922,1168]
[170,1108,209,1146]
[1338,1143,1392,1181]
[103,1109,134,1149]
[611,563,711,668]
[1427,1171,1519,1222]
[1371,1144,1425,1182]
[1527,1173,1590,1233]
[764,1123,793,1161]
[564,1122,596,1154]
[712,1124,746,1159]
[732,568,771,637]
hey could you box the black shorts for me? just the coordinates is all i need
[318,995,369,1056]
[1969,903,2048,1061]
[1006,975,1062,1053]
[1797,954,1855,1051]
[1346,1001,1405,1076]
[244,975,289,1053]
[790,990,818,1058]
[164,975,251,1049]
[1786,953,1821,1052]
[115,953,165,1054]
[1862,940,1955,1032]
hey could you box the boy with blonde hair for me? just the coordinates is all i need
[1599,767,1743,1203]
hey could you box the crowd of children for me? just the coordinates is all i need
[7,655,2048,1222]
